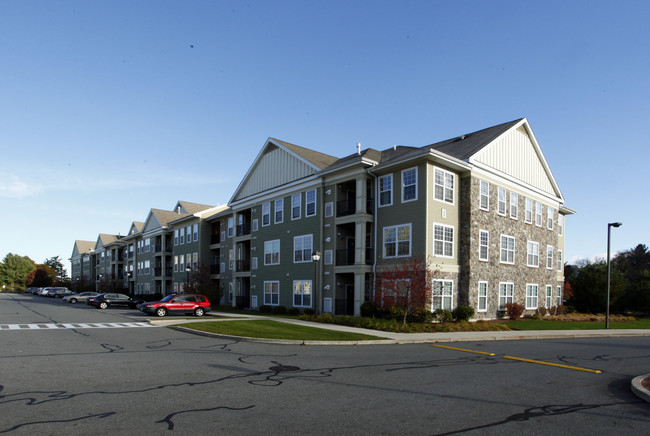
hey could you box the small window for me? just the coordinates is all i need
[545,285,553,308]
[479,180,489,211]
[264,281,280,306]
[274,199,284,224]
[558,215,564,235]
[402,167,417,202]
[306,189,317,217]
[434,167,454,204]
[535,202,543,226]
[526,284,538,309]
[510,192,518,219]
[478,281,488,312]
[500,235,515,264]
[479,230,489,261]
[324,250,333,265]
[557,250,563,272]
[324,202,334,218]
[432,280,453,311]
[434,224,454,258]
[193,223,199,242]
[527,241,539,267]
[546,245,554,269]
[525,198,533,224]
[292,194,301,220]
[498,282,514,310]
[379,175,393,206]
[293,280,312,307]
[293,234,313,263]
[547,207,554,230]
[262,202,271,226]
[497,188,507,215]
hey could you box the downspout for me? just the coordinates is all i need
[368,169,378,302]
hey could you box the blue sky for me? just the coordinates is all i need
[1,0,648,274]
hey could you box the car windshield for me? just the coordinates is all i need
[160,295,175,302]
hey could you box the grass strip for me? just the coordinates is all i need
[177,320,387,341]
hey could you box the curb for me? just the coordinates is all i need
[631,374,650,404]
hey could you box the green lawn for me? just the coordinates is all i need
[506,318,650,330]
[177,320,388,341]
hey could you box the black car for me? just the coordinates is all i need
[87,293,141,309]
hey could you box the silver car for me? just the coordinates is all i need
[62,292,100,304]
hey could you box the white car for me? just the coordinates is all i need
[62,292,100,304]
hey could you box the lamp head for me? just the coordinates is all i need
[609,222,622,228]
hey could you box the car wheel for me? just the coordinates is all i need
[99,302,108,309]
[155,307,167,317]
[194,307,205,317]
[54,295,61,298]
[69,298,77,304]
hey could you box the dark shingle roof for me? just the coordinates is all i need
[424,118,523,161]
[271,138,339,170]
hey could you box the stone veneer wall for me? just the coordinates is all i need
[460,175,563,319]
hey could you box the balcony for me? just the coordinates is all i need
[336,198,374,217]
[210,264,221,274]
[336,247,374,266]
[236,259,250,272]
[236,223,251,237]
[210,233,221,244]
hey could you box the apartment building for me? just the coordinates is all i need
[70,118,572,319]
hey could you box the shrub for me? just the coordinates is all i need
[360,301,377,318]
[407,309,434,323]
[537,306,547,316]
[259,305,273,313]
[557,305,567,315]
[434,308,453,323]
[303,308,316,316]
[452,305,475,322]
[505,302,525,320]
[272,305,287,314]
[287,307,300,316]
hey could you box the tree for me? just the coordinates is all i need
[44,256,69,284]
[373,257,436,324]
[26,265,56,287]
[566,259,625,313]
[186,264,222,304]
[0,253,36,291]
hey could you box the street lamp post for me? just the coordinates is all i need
[185,266,192,294]
[606,222,622,329]
[312,251,321,314]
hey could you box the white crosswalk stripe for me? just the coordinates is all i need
[0,322,156,330]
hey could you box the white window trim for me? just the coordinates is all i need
[401,167,418,203]
[433,166,455,205]
[479,180,489,211]
[274,199,284,224]
[383,223,412,258]
[525,198,533,224]
[431,279,454,311]
[557,250,563,272]
[291,193,301,220]
[535,202,543,227]
[497,187,507,216]
[264,239,280,266]
[525,283,539,310]
[433,223,454,258]
[546,245,554,269]
[262,202,271,227]
[324,201,333,218]
[498,282,514,310]
[545,285,553,308]
[510,192,518,220]
[378,174,393,207]
[527,241,539,268]
[500,235,515,265]
[305,189,317,217]
[547,207,554,230]
[324,249,333,265]
[478,229,489,262]
[293,280,313,308]
[478,281,488,312]
[264,280,280,306]
[293,234,313,263]
[558,215,564,236]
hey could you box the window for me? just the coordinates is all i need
[186,254,191,271]
[251,257,258,270]
[558,214,564,235]
[324,250,333,265]
[324,202,333,217]
[179,255,184,272]
[227,218,234,238]
[535,202,543,226]
[479,230,489,261]
[145,238,151,252]
[557,250,563,271]
[293,280,312,307]
[379,175,393,206]
[547,207,554,230]
[274,199,283,224]
[186,226,192,244]
[546,246,554,269]
[180,230,184,244]
[252,219,258,232]
[228,249,234,270]
[264,240,280,265]
[264,281,279,306]
[434,167,454,204]
[527,241,539,267]
[228,283,233,302]
[306,189,316,216]
[500,235,515,264]
[434,224,454,258]
[498,282,514,310]
[525,198,533,223]
[545,285,553,308]
[478,281,488,312]
[294,234,313,263]
[432,280,453,311]
[193,252,198,269]
[383,224,411,258]
[557,286,562,306]
[479,180,489,211]
[510,192,518,219]
[193,224,199,242]
[292,194,301,219]
[402,167,417,202]
[497,187,507,215]
[526,284,538,309]
[262,202,271,226]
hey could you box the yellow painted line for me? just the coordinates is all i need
[431,344,495,356]
[503,355,602,374]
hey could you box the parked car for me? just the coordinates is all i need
[87,293,141,309]
[52,288,74,298]
[139,294,211,317]
[38,288,55,296]
[62,292,99,304]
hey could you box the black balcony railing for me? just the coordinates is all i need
[236,259,250,272]
[236,223,251,237]
[210,233,221,244]
[210,264,221,274]
[335,247,374,266]
[336,197,375,217]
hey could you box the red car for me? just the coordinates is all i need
[139,294,211,317]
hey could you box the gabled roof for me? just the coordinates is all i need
[172,200,214,214]
[424,119,523,161]
[72,240,94,258]
[95,233,121,251]
[230,138,338,203]
[141,209,190,234]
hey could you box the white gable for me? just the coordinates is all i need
[232,141,319,202]
[142,212,162,233]
[471,123,561,199]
